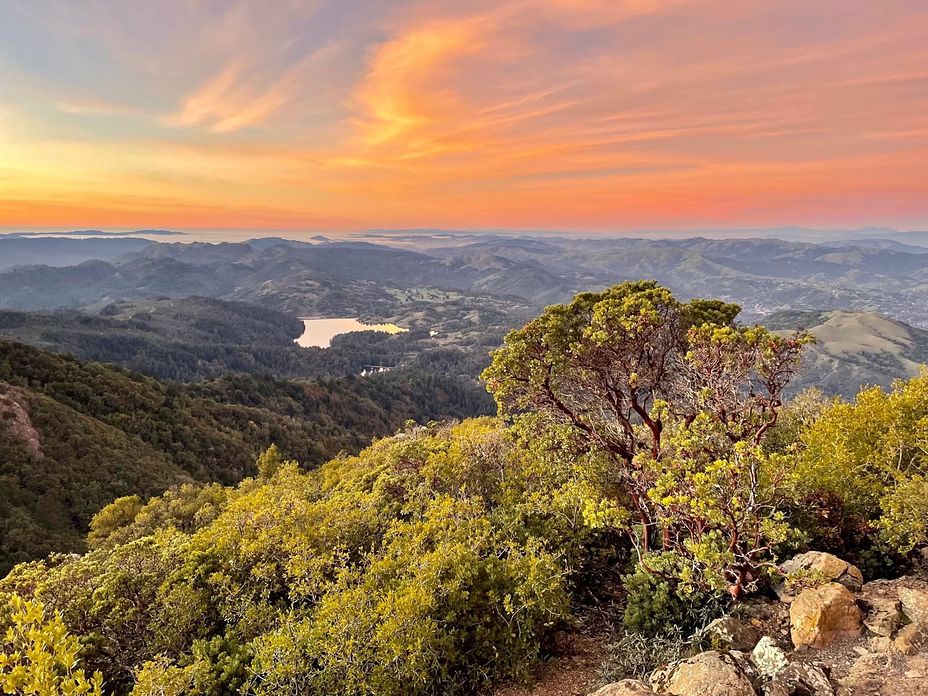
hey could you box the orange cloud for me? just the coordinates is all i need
[1,0,927,231]
[169,63,295,133]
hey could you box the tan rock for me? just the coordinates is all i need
[899,585,928,624]
[766,662,835,696]
[867,636,893,653]
[649,651,756,696]
[588,680,656,696]
[790,583,863,649]
[894,622,928,656]
[776,552,863,602]
[705,616,761,651]
[841,652,888,694]
[863,596,905,637]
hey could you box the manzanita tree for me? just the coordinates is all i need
[482,281,812,597]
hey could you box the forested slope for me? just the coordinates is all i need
[0,341,492,572]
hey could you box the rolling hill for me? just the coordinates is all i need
[765,309,928,397]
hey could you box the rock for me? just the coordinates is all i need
[867,636,893,653]
[841,652,888,693]
[729,651,761,689]
[751,636,789,680]
[764,662,835,696]
[775,552,863,602]
[790,583,863,649]
[649,651,757,696]
[588,680,656,696]
[862,596,905,637]
[894,622,928,655]
[705,616,762,651]
[899,584,928,624]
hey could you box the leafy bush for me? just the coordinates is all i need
[793,372,928,558]
[0,596,103,695]
[1,419,599,695]
[622,560,726,638]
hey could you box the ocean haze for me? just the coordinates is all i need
[3,226,928,248]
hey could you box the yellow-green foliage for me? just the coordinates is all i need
[1,418,599,696]
[797,371,928,551]
[0,596,103,695]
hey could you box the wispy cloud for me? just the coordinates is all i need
[168,62,295,133]
[0,0,926,230]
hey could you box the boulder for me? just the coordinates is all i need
[588,680,656,696]
[705,616,762,651]
[862,596,904,637]
[840,652,887,693]
[751,636,789,680]
[764,662,835,696]
[894,622,928,656]
[790,583,862,649]
[729,651,761,689]
[899,584,928,624]
[775,552,863,602]
[649,651,756,696]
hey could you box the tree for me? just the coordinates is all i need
[0,595,103,695]
[482,282,810,595]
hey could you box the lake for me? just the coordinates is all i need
[294,317,407,348]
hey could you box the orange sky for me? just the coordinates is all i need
[1,0,927,232]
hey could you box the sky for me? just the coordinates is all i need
[1,0,927,234]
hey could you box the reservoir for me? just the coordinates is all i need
[294,317,407,348]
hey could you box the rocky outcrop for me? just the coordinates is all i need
[862,596,905,637]
[775,552,863,602]
[705,616,762,651]
[894,623,928,655]
[790,582,862,648]
[589,681,656,695]
[648,651,756,696]
[765,662,834,696]
[899,584,928,624]
[0,384,43,458]
[751,636,789,680]
[589,557,928,696]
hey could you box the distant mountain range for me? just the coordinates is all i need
[0,236,153,270]
[3,234,928,324]
[2,232,928,393]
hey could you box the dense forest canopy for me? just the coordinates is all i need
[2,282,928,695]
[0,340,492,573]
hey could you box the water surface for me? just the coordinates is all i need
[294,317,406,348]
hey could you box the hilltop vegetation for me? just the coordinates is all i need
[0,340,492,573]
[4,282,928,695]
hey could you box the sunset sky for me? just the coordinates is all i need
[1,0,927,233]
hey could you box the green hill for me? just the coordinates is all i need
[0,341,492,573]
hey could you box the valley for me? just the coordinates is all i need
[2,232,928,694]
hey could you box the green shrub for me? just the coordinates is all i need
[622,560,726,637]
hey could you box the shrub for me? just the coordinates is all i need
[621,559,726,638]
[600,629,692,682]
[0,596,103,695]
